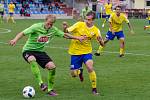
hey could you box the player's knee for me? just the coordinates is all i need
[45,61,56,70]
[28,56,36,62]
[120,38,125,42]
[87,66,94,73]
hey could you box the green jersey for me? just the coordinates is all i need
[0,3,4,12]
[22,23,64,52]
[81,7,92,19]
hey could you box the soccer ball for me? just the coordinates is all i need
[22,86,35,98]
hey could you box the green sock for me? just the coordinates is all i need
[48,68,56,92]
[30,61,43,85]
[0,16,2,23]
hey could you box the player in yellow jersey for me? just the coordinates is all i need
[144,10,150,30]
[95,6,134,57]
[7,1,15,23]
[102,0,113,28]
[63,11,104,95]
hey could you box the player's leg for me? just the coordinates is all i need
[70,55,84,82]
[144,25,150,30]
[22,51,44,89]
[7,13,11,23]
[34,51,58,96]
[102,15,110,28]
[102,19,106,28]
[95,31,114,56]
[117,31,125,57]
[83,54,99,95]
[94,38,109,56]
[119,38,125,57]
[10,13,15,23]
[0,12,3,23]
[45,61,58,96]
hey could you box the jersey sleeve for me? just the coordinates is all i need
[67,22,81,33]
[22,24,36,35]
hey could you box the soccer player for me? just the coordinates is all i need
[63,11,104,95]
[7,1,15,23]
[0,1,4,23]
[102,0,113,28]
[95,6,134,57]
[9,15,86,96]
[80,3,92,21]
[144,10,150,30]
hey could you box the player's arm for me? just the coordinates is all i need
[9,32,25,46]
[125,17,134,34]
[96,30,104,46]
[64,33,86,42]
[97,36,104,46]
[127,22,134,34]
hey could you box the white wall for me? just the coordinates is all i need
[134,0,145,9]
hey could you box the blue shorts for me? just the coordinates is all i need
[9,13,14,16]
[105,15,110,20]
[106,31,125,40]
[70,53,92,70]
[149,20,150,25]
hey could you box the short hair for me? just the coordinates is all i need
[115,5,122,10]
[86,11,96,20]
[45,14,56,23]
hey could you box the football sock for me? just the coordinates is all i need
[102,19,106,26]
[76,69,81,75]
[30,61,43,85]
[97,45,104,54]
[89,71,97,88]
[0,16,2,22]
[120,48,124,55]
[10,17,15,23]
[48,68,55,92]
[147,25,150,28]
[7,17,10,22]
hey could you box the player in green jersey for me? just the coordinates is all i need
[9,14,86,96]
[0,1,4,23]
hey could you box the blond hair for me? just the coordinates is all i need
[45,14,56,23]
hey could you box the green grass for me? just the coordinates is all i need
[0,19,150,100]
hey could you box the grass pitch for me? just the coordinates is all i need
[0,19,150,100]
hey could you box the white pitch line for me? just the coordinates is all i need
[0,28,11,33]
[1,41,150,57]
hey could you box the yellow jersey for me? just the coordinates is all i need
[104,3,112,15]
[67,22,101,55]
[8,4,15,13]
[109,13,129,32]
[147,16,150,20]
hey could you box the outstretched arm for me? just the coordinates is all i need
[9,32,25,46]
[64,33,86,42]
